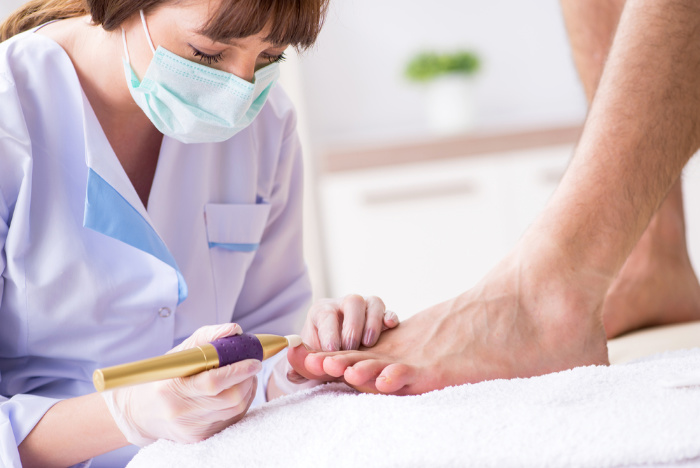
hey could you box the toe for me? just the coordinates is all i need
[375,363,415,394]
[286,346,320,381]
[304,352,332,377]
[344,359,387,386]
[321,351,371,377]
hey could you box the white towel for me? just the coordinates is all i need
[127,348,700,468]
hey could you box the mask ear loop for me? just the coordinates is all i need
[139,10,157,55]
[121,28,131,64]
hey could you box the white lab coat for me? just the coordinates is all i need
[0,29,311,467]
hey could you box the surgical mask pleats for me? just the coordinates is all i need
[120,10,280,144]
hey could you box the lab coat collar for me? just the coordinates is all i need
[80,93,188,304]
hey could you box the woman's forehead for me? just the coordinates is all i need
[153,0,328,50]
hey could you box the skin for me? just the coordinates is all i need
[561,0,700,339]
[289,0,700,395]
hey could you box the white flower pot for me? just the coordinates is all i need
[425,74,477,136]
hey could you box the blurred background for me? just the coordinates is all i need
[2,0,700,319]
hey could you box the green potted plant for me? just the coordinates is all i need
[404,50,481,135]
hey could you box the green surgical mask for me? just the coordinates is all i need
[121,10,280,144]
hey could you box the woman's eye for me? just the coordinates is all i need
[263,52,287,64]
[189,45,224,65]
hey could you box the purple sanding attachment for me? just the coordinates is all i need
[211,333,263,366]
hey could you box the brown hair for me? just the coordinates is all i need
[0,0,329,47]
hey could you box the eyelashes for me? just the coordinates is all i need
[189,44,287,66]
[264,52,286,64]
[189,45,224,65]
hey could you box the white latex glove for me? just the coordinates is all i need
[102,323,260,446]
[284,294,399,387]
[270,354,319,395]
[303,294,399,352]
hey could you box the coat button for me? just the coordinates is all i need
[158,307,172,318]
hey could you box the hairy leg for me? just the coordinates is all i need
[562,0,700,338]
[603,182,700,336]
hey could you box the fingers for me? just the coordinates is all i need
[175,377,258,444]
[213,375,258,421]
[383,310,400,330]
[185,359,261,396]
[312,300,342,351]
[305,295,396,355]
[361,296,386,347]
[340,294,366,350]
[172,323,243,352]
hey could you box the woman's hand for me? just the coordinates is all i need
[271,295,399,395]
[303,294,399,352]
[102,323,259,446]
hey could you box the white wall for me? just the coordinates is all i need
[1,0,25,18]
[297,0,588,149]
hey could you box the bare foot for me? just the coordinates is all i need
[289,250,610,395]
[603,183,700,338]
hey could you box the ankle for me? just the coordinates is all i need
[474,244,608,335]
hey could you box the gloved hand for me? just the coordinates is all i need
[102,323,260,446]
[280,294,399,389]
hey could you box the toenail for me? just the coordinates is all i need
[376,373,392,383]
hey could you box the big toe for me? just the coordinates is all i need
[287,346,322,380]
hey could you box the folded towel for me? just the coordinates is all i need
[127,348,700,468]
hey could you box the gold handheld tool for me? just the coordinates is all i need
[93,333,302,392]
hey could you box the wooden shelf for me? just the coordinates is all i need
[321,124,583,173]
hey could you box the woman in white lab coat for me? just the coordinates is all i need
[0,0,397,466]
